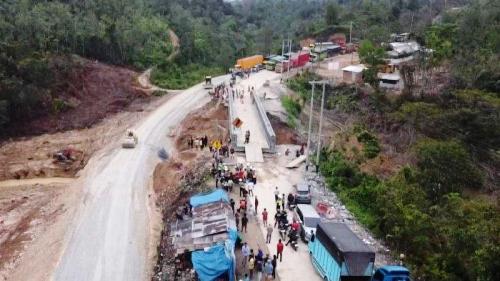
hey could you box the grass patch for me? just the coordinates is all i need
[281,96,301,128]
[151,63,224,90]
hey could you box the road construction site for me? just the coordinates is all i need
[1,60,395,281]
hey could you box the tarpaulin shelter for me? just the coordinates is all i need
[190,189,229,207]
[172,189,237,281]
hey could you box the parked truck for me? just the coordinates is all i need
[309,222,375,281]
[309,222,411,281]
[372,266,411,281]
[236,55,264,70]
[291,52,310,68]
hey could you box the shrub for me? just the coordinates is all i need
[415,139,484,198]
[356,130,381,159]
[151,64,224,90]
[281,96,301,117]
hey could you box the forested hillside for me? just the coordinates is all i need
[282,1,499,280]
[0,0,172,134]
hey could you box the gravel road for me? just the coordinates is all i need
[54,75,229,281]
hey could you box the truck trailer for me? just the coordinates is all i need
[309,222,375,281]
[236,55,264,70]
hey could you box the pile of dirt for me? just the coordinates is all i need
[267,113,302,145]
[3,58,147,138]
[152,100,227,280]
[0,92,170,181]
[175,100,229,151]
[0,182,67,278]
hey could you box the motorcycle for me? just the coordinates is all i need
[287,229,299,251]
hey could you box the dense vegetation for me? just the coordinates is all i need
[278,2,499,279]
[320,149,499,280]
[0,0,172,132]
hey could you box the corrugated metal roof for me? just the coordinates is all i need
[342,64,366,73]
[170,201,235,254]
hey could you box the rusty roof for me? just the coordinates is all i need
[170,201,235,254]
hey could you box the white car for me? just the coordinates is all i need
[294,204,321,242]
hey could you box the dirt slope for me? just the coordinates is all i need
[2,58,146,138]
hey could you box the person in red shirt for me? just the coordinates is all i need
[262,208,268,226]
[291,220,300,232]
[276,239,284,262]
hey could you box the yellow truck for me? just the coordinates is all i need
[236,55,264,70]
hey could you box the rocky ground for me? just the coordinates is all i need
[305,172,395,266]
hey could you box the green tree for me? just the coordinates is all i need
[325,2,340,26]
[358,40,385,87]
[425,24,457,66]
[415,139,483,198]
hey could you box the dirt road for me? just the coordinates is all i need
[53,75,229,281]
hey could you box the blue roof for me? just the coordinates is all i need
[190,189,229,207]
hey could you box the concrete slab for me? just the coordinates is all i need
[245,143,264,163]
[286,155,306,168]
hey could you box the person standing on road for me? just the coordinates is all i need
[274,212,280,228]
[266,224,273,244]
[254,196,259,214]
[256,248,264,281]
[264,260,273,281]
[262,208,268,226]
[241,213,248,233]
[271,255,277,279]
[230,198,235,213]
[276,197,282,212]
[242,242,250,267]
[274,187,279,201]
[235,210,240,230]
[276,239,284,262]
[248,254,255,279]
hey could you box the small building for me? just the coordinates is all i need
[310,42,342,62]
[378,73,404,90]
[386,41,420,59]
[342,64,366,83]
[170,189,237,281]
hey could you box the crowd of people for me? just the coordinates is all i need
[241,244,278,281]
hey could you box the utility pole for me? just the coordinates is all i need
[281,39,285,59]
[305,82,316,171]
[286,39,292,80]
[305,80,329,172]
[316,82,327,169]
[349,21,353,44]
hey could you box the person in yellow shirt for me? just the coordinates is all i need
[248,255,255,279]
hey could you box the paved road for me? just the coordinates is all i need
[54,75,229,281]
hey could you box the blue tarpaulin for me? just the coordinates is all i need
[189,189,236,281]
[190,189,229,208]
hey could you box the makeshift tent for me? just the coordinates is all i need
[187,189,237,281]
[190,189,229,208]
[191,229,237,281]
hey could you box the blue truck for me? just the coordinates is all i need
[309,222,411,281]
[371,266,411,281]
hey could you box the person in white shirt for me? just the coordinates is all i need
[241,242,250,267]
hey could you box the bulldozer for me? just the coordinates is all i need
[122,130,138,148]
